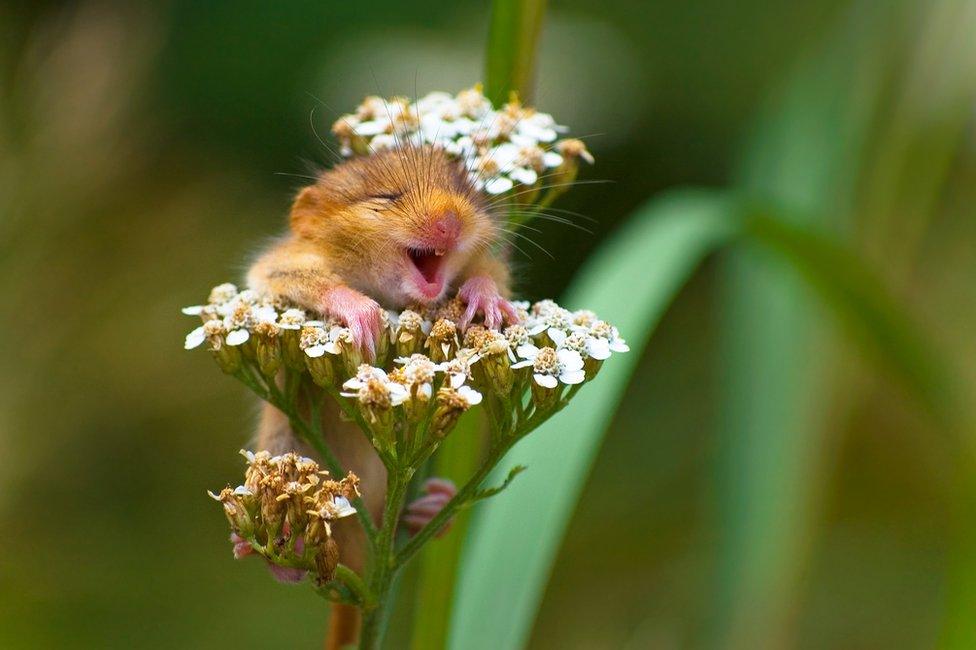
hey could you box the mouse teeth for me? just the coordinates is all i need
[434,249,445,256]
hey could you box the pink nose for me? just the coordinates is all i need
[430,212,460,248]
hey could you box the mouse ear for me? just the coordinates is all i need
[289,185,324,236]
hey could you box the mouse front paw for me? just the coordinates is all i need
[401,478,457,538]
[458,275,518,330]
[321,285,383,361]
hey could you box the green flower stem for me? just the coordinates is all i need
[360,470,412,649]
[394,437,515,569]
[335,563,375,608]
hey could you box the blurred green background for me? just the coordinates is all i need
[2,0,975,648]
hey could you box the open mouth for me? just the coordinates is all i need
[407,247,445,284]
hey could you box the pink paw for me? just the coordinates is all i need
[402,478,457,538]
[231,530,308,584]
[230,532,254,559]
[321,285,383,360]
[458,276,517,330]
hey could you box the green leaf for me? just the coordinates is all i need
[449,190,741,649]
[469,465,526,504]
[484,0,547,105]
[708,3,904,645]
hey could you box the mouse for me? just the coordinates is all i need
[245,144,517,646]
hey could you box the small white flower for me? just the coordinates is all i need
[436,348,481,388]
[395,354,439,399]
[550,329,610,361]
[302,326,346,358]
[525,306,573,339]
[341,366,389,392]
[512,346,585,388]
[590,321,630,353]
[278,308,306,330]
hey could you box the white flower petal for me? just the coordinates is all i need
[509,167,537,185]
[182,305,204,316]
[516,343,539,359]
[458,385,483,405]
[355,119,390,136]
[225,329,250,346]
[305,344,327,358]
[548,329,567,346]
[484,176,514,195]
[610,340,630,352]
[333,496,357,518]
[556,348,584,372]
[534,373,559,389]
[511,359,534,370]
[559,369,586,385]
[184,327,206,350]
[543,151,564,168]
[586,337,612,360]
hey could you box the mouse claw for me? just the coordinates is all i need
[458,275,514,331]
[321,285,383,361]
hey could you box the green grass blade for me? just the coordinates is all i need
[484,0,547,105]
[709,3,900,645]
[449,190,740,649]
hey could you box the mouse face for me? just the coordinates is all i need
[290,146,497,307]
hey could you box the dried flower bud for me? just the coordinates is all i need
[426,318,459,363]
[315,537,341,584]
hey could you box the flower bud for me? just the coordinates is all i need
[200,320,242,374]
[426,319,458,363]
[335,329,363,377]
[478,332,514,397]
[394,310,427,358]
[208,486,254,535]
[430,386,482,438]
[278,309,308,371]
[314,537,340,585]
[253,321,282,378]
[300,325,337,387]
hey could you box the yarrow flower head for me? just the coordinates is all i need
[185,284,627,417]
[330,85,593,199]
[209,451,359,585]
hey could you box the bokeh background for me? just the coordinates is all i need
[2,0,975,648]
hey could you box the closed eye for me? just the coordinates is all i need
[369,192,402,201]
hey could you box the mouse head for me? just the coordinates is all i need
[290,146,496,306]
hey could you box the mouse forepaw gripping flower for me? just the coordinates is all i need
[331,85,594,221]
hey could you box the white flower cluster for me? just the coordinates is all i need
[331,85,594,195]
[183,283,627,412]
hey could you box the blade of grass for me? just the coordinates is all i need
[484,0,547,105]
[449,190,741,649]
[709,3,899,645]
